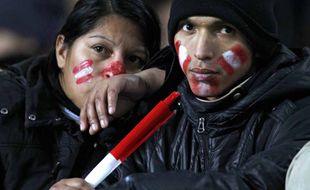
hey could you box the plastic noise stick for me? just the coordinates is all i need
[85,91,181,188]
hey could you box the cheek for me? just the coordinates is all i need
[175,40,191,74]
[72,59,94,85]
[100,61,126,79]
[216,44,250,75]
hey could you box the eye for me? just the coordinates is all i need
[219,26,234,34]
[92,45,112,58]
[182,23,194,32]
[93,45,107,53]
[126,55,145,71]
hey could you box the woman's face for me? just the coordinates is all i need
[56,14,147,108]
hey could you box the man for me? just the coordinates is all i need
[51,0,310,189]
[103,0,310,189]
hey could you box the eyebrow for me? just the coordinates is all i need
[183,17,232,27]
[88,35,116,45]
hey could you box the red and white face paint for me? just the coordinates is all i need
[175,40,218,95]
[175,40,191,74]
[190,70,220,96]
[217,44,248,75]
[100,61,126,79]
[73,60,94,85]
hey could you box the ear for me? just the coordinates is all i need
[55,35,68,69]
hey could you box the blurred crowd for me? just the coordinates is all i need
[0,0,309,67]
[0,0,77,66]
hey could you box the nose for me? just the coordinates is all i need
[100,60,126,79]
[194,31,215,60]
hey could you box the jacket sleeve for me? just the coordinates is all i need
[102,103,310,190]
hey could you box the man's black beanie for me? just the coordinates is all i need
[168,0,279,57]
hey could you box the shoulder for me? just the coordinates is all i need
[0,54,50,93]
[0,81,26,145]
[0,67,27,134]
[0,69,26,122]
[0,69,26,99]
[270,96,310,140]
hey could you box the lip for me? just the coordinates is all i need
[190,67,219,74]
[189,68,220,81]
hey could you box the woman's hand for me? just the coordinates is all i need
[49,178,94,190]
[80,68,165,135]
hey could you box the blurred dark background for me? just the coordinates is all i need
[0,0,309,68]
[144,0,310,48]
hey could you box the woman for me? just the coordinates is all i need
[0,0,162,189]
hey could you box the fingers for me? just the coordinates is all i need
[80,101,89,132]
[79,75,138,135]
[80,88,101,135]
[87,98,101,135]
[94,92,109,128]
[49,178,94,190]
[107,87,118,115]
[80,81,112,135]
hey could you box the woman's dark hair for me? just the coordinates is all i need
[58,0,161,58]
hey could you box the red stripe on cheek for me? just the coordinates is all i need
[101,61,126,79]
[231,44,248,64]
[73,60,93,74]
[175,40,181,54]
[217,56,234,75]
[76,74,93,85]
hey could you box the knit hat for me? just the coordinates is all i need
[168,0,279,57]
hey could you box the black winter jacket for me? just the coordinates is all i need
[0,54,132,190]
[107,45,310,190]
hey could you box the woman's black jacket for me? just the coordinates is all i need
[0,54,134,190]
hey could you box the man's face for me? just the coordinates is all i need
[174,16,253,100]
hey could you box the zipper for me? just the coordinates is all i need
[197,117,205,133]
[196,117,207,170]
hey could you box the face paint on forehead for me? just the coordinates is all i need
[175,40,191,74]
[100,61,126,79]
[73,59,94,85]
[217,44,249,75]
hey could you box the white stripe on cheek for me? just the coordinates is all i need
[74,67,93,79]
[179,45,188,67]
[223,50,241,69]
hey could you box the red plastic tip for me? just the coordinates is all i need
[163,91,180,106]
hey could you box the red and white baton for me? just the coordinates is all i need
[85,91,180,187]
